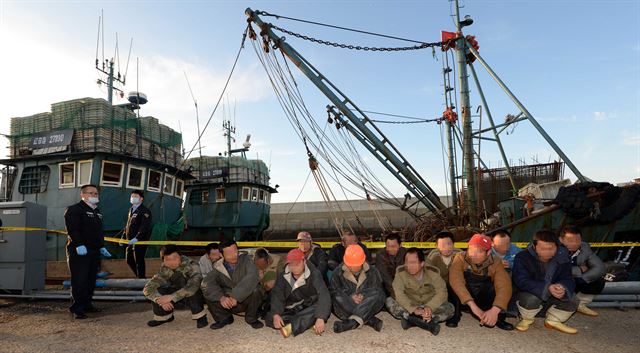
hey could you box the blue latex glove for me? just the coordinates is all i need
[76,245,88,256]
[128,237,139,245]
[100,247,112,258]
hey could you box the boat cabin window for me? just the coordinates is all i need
[78,160,93,186]
[127,165,145,189]
[241,187,251,201]
[59,162,75,188]
[164,175,175,195]
[251,188,258,202]
[100,161,124,187]
[202,190,210,204]
[266,192,271,205]
[148,170,162,192]
[259,189,265,203]
[216,188,226,202]
[18,166,50,194]
[175,179,184,198]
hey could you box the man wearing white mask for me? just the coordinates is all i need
[64,184,112,319]
[125,190,152,278]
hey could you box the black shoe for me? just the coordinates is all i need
[365,317,383,332]
[408,315,440,336]
[210,316,234,330]
[73,312,88,320]
[249,320,264,329]
[445,316,460,328]
[196,316,209,329]
[147,316,174,327]
[84,306,102,313]
[401,317,413,330]
[333,319,360,333]
[496,319,515,331]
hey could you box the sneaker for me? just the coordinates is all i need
[147,316,175,327]
[210,316,234,330]
[196,316,209,329]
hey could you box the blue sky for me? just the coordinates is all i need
[1,0,638,204]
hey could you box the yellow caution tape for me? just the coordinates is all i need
[2,227,639,249]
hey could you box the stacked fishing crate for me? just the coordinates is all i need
[8,98,183,168]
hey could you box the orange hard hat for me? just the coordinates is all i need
[343,244,366,267]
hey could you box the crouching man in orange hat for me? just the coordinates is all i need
[266,249,331,338]
[330,244,386,333]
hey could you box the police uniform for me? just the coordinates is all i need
[125,203,152,278]
[143,255,207,323]
[64,200,104,316]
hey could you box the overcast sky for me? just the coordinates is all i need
[1,0,638,204]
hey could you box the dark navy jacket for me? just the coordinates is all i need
[512,243,575,301]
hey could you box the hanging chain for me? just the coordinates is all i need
[270,24,444,52]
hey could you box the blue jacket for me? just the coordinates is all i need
[492,243,522,270]
[512,243,575,301]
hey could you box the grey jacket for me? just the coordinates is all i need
[201,253,260,302]
[570,242,605,283]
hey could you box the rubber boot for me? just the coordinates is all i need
[515,302,541,332]
[544,306,578,334]
[576,293,598,317]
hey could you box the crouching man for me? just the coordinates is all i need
[201,240,264,330]
[143,245,208,328]
[330,244,385,333]
[392,247,454,335]
[513,230,579,334]
[266,249,331,338]
[449,234,514,330]
[559,226,606,316]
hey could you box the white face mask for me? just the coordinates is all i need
[86,197,99,205]
[130,197,141,205]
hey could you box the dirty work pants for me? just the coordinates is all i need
[266,304,319,336]
[333,288,385,326]
[206,287,263,324]
[151,277,206,321]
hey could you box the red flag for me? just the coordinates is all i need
[441,31,457,51]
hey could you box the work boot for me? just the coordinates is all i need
[196,316,208,329]
[576,293,599,317]
[577,304,598,317]
[365,316,383,332]
[209,315,234,330]
[445,315,460,328]
[407,315,440,336]
[249,320,264,329]
[147,315,175,327]
[333,319,359,333]
[544,306,578,334]
[515,302,541,332]
[280,323,293,338]
[496,314,515,331]
[400,317,413,330]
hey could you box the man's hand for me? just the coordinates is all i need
[228,296,238,307]
[160,302,174,312]
[481,306,501,327]
[314,318,325,335]
[156,295,173,306]
[421,307,433,322]
[351,293,364,304]
[549,284,566,299]
[220,296,234,309]
[468,301,486,322]
[272,314,284,329]
[413,307,425,317]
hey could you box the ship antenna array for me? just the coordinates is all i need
[95,10,133,105]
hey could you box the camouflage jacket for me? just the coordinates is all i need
[143,256,202,302]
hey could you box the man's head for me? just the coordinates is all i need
[220,240,239,265]
[160,245,181,270]
[205,242,221,262]
[435,231,455,257]
[254,248,271,271]
[130,190,144,205]
[341,230,358,247]
[404,247,425,276]
[533,230,559,263]
[343,244,365,273]
[559,226,582,253]
[384,232,402,256]
[80,184,99,204]
[467,234,492,265]
[491,230,512,256]
[286,248,306,277]
[296,231,313,253]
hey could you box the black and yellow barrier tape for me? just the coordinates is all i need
[2,227,639,249]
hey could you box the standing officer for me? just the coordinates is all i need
[64,184,111,319]
[125,190,152,278]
